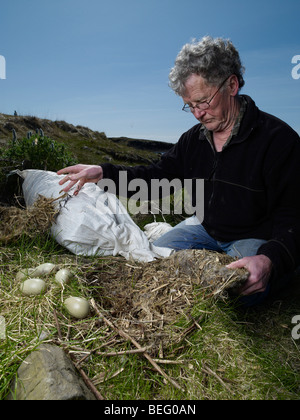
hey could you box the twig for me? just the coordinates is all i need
[53,309,63,341]
[202,363,232,393]
[176,315,204,342]
[91,299,184,392]
[93,368,125,386]
[176,324,196,342]
[151,283,170,293]
[96,347,149,357]
[188,315,203,331]
[74,361,105,400]
[152,359,186,365]
[77,347,149,366]
[125,264,143,270]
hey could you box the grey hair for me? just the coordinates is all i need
[169,36,245,96]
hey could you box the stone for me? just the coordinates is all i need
[7,344,96,400]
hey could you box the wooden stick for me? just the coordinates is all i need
[90,299,184,392]
[152,359,186,365]
[53,309,63,341]
[176,315,204,342]
[74,361,105,401]
[77,347,149,366]
[202,364,232,393]
[96,347,149,357]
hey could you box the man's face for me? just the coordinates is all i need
[182,74,236,133]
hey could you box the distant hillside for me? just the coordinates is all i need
[0,113,174,167]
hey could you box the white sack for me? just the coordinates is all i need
[144,222,173,243]
[19,170,173,262]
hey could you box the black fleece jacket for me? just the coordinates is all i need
[101,95,300,281]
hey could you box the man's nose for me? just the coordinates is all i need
[193,108,206,119]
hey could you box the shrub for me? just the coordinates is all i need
[3,133,77,172]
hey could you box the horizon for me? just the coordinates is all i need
[0,0,299,143]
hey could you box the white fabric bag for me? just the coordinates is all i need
[144,222,173,243]
[19,170,173,262]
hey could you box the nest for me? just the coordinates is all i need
[0,195,59,242]
[87,250,249,352]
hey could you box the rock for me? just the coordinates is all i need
[7,344,96,400]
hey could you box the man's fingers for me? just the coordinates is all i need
[73,178,87,196]
[240,279,266,296]
[57,165,80,176]
[58,169,84,188]
[58,175,71,186]
[57,165,103,195]
[226,258,247,269]
[61,180,78,192]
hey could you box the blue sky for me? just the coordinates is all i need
[0,0,299,142]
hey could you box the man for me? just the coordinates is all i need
[58,36,300,305]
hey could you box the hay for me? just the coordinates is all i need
[0,195,59,242]
[86,249,249,351]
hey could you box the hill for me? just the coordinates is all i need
[0,112,174,205]
[0,113,174,167]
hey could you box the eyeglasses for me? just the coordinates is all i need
[182,76,230,113]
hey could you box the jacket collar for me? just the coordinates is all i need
[198,94,261,147]
[233,94,261,144]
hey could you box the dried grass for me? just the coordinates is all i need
[85,249,248,352]
[0,196,59,242]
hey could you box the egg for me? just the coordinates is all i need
[31,263,57,278]
[54,268,73,286]
[64,297,90,319]
[20,278,47,297]
[16,268,35,282]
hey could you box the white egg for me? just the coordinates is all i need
[54,268,73,286]
[16,268,35,282]
[64,297,90,319]
[31,263,57,278]
[20,278,47,297]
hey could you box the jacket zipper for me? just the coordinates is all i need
[208,152,220,210]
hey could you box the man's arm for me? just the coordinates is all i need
[57,138,185,197]
[227,129,300,295]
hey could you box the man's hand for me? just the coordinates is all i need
[57,164,103,196]
[226,254,273,296]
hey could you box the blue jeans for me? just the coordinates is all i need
[153,217,269,307]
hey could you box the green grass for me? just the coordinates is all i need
[1,234,300,400]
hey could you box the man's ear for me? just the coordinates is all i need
[228,74,240,96]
